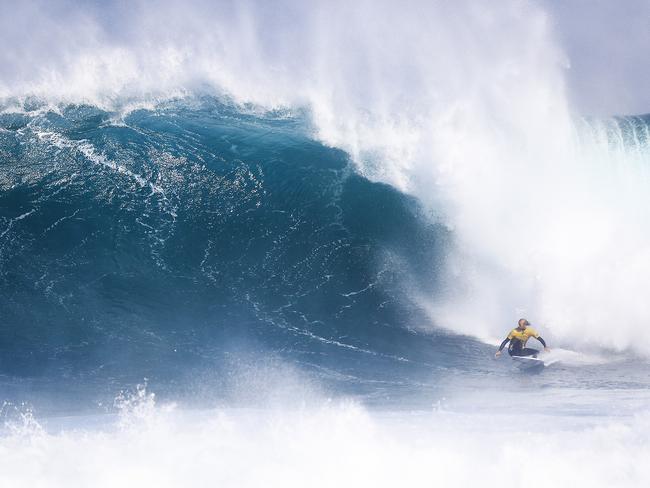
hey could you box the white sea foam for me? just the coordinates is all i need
[1,387,649,488]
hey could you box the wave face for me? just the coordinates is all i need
[0,99,465,405]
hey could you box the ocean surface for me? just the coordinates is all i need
[1,1,650,487]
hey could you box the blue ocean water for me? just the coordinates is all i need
[0,98,474,411]
[2,98,649,418]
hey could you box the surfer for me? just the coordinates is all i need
[494,319,550,358]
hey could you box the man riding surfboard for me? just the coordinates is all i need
[495,318,550,358]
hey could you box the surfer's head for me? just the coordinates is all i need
[517,318,530,329]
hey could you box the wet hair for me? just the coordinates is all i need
[518,318,528,327]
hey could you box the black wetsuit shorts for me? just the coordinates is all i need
[508,341,539,357]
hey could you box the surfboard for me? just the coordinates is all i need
[511,356,546,370]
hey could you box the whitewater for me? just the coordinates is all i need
[1,0,650,487]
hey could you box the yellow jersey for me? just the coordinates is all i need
[507,326,540,347]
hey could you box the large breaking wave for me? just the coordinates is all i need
[3,2,650,487]
[1,0,650,393]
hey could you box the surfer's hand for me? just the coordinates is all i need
[495,350,502,358]
[544,347,551,353]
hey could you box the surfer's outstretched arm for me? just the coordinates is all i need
[536,336,550,352]
[495,338,510,357]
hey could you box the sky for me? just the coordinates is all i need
[540,0,650,116]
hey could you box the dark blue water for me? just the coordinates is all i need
[0,98,482,411]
